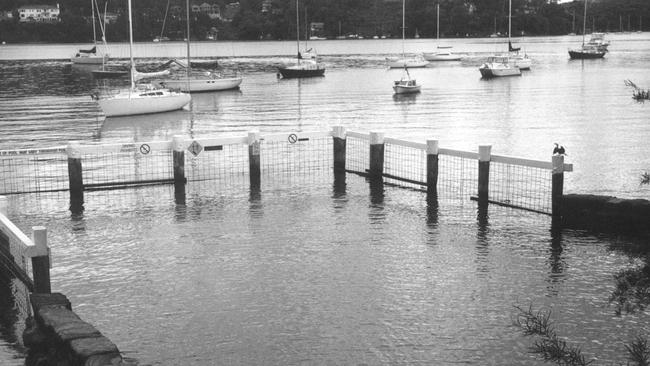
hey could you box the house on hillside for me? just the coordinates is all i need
[18,4,60,22]
[0,10,13,21]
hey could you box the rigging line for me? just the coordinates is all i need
[160,0,171,39]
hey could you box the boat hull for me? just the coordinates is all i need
[387,59,429,68]
[510,56,531,70]
[97,89,191,117]
[162,77,243,92]
[393,85,421,94]
[423,53,461,61]
[278,66,325,79]
[71,55,107,65]
[568,50,606,59]
[479,65,521,78]
[92,70,129,79]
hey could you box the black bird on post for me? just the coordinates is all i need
[553,143,566,156]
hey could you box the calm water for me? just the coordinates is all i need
[1,35,650,365]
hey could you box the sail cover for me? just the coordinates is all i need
[508,41,521,52]
[79,46,97,54]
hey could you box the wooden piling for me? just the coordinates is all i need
[369,132,384,180]
[172,136,186,203]
[552,155,564,217]
[66,142,84,212]
[426,139,439,198]
[478,145,492,203]
[248,132,261,190]
[30,226,50,294]
[332,126,347,174]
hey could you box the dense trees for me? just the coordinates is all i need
[0,0,648,43]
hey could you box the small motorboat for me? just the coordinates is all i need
[479,56,521,78]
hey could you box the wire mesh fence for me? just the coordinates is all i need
[0,148,68,195]
[346,133,369,175]
[438,153,479,199]
[489,160,553,214]
[82,147,174,190]
[260,135,332,179]
[384,140,427,190]
[0,129,569,216]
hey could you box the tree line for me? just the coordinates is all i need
[0,0,648,43]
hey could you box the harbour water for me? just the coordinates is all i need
[1,35,650,364]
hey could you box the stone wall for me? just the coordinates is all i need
[23,293,123,366]
[561,194,650,237]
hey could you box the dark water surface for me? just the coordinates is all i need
[1,35,650,365]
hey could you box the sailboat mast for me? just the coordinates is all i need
[582,0,587,46]
[295,0,300,64]
[91,0,97,46]
[127,0,135,89]
[402,0,405,57]
[508,0,511,43]
[186,0,191,79]
[436,2,439,41]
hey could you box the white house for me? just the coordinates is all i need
[18,4,60,22]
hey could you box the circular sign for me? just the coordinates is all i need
[288,134,298,144]
[139,144,151,155]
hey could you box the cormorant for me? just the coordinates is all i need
[553,143,566,155]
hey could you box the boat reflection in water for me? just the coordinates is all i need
[392,91,419,104]
[98,109,191,142]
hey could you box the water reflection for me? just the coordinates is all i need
[547,219,567,295]
[426,195,439,227]
[392,92,419,104]
[98,110,191,141]
[475,204,490,274]
[367,177,385,225]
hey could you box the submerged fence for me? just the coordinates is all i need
[0,127,572,215]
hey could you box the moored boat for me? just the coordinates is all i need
[93,0,190,117]
[423,3,462,62]
[479,56,521,78]
[393,67,421,94]
[277,0,325,79]
[278,60,325,78]
[568,0,606,60]
[568,45,606,59]
[157,0,243,92]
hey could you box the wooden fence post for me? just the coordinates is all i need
[172,136,186,203]
[332,126,347,174]
[66,142,84,212]
[248,132,261,190]
[552,155,564,218]
[30,226,51,294]
[369,132,384,180]
[426,139,439,198]
[478,145,492,203]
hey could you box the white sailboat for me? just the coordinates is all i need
[158,0,242,92]
[506,0,531,70]
[94,0,190,117]
[71,0,108,65]
[392,0,422,93]
[387,0,428,69]
[423,3,461,62]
